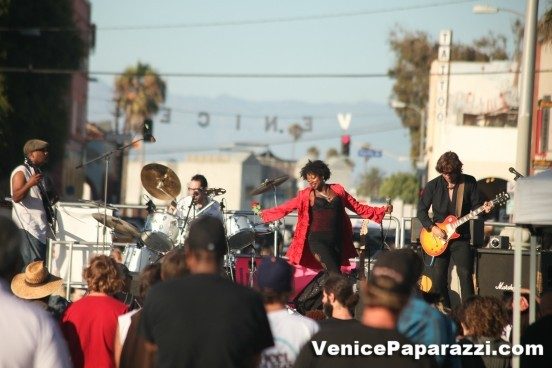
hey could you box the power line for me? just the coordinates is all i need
[0,1,475,33]
[2,66,552,78]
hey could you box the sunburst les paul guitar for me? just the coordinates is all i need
[419,192,510,257]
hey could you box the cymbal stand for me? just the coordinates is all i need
[76,138,145,245]
[248,250,257,288]
[220,199,234,281]
[271,186,281,257]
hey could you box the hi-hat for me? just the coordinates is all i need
[92,213,140,238]
[141,163,181,200]
[250,175,289,195]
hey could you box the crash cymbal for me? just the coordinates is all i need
[250,175,289,196]
[92,213,140,238]
[141,163,181,200]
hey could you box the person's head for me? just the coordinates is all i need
[11,260,62,301]
[0,216,23,281]
[435,151,463,185]
[257,256,294,306]
[185,216,227,273]
[362,249,421,326]
[161,248,189,281]
[23,139,49,166]
[371,248,423,293]
[138,263,162,301]
[188,174,208,203]
[322,274,358,318]
[460,296,508,339]
[116,262,133,293]
[83,254,124,295]
[300,160,331,190]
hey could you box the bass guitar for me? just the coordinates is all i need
[419,192,509,257]
[24,158,59,235]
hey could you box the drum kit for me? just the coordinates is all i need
[91,163,289,277]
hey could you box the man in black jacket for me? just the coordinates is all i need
[417,151,492,308]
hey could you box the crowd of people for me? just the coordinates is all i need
[1,213,550,367]
[2,140,549,367]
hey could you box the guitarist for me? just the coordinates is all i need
[10,139,56,270]
[417,151,493,308]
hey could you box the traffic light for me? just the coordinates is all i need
[341,134,350,156]
[143,118,154,142]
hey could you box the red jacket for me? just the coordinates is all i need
[260,183,386,269]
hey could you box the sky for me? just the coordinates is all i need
[87,0,547,178]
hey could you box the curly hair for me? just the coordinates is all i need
[460,296,509,338]
[300,160,331,181]
[161,248,188,281]
[83,255,124,295]
[138,263,162,300]
[435,151,463,174]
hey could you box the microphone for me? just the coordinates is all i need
[143,194,156,213]
[509,167,524,181]
[146,135,156,143]
[385,197,391,206]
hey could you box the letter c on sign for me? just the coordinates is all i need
[198,112,210,128]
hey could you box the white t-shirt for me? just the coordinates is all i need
[10,165,50,243]
[0,280,72,368]
[260,308,320,368]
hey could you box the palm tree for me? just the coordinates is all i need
[114,63,166,206]
[115,62,167,134]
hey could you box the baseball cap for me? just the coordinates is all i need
[370,249,423,294]
[257,256,293,293]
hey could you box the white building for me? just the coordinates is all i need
[425,59,520,181]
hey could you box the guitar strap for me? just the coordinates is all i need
[455,182,465,218]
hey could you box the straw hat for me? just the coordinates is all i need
[11,261,63,300]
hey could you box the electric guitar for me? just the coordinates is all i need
[419,192,509,257]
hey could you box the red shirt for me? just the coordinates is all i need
[261,183,386,269]
[61,295,128,368]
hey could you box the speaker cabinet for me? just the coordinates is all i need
[476,249,552,298]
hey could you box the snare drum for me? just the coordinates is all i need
[225,215,255,250]
[142,211,179,252]
[123,245,160,274]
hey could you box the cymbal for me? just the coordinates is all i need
[141,163,181,200]
[250,175,289,196]
[92,213,140,238]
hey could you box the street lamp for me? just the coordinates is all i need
[472,4,524,17]
[390,100,426,168]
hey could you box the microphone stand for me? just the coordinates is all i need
[219,198,234,281]
[76,137,145,245]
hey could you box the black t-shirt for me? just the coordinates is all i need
[520,314,552,368]
[294,321,436,368]
[140,273,274,368]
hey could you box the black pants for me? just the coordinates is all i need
[308,233,341,274]
[428,238,474,308]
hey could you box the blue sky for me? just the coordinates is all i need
[87,0,546,176]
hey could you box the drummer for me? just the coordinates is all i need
[175,174,223,223]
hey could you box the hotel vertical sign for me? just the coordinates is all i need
[436,30,452,124]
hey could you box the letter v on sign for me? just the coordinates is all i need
[311,341,327,356]
[337,113,351,130]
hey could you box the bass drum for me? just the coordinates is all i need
[225,215,254,250]
[123,245,161,274]
[142,211,179,252]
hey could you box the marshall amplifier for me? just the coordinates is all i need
[476,249,552,298]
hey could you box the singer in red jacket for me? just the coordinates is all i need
[260,160,392,272]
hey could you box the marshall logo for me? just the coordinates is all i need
[495,282,515,291]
